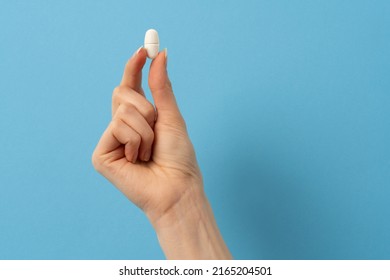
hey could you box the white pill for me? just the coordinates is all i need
[144,29,159,59]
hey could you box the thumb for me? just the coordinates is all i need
[148,49,182,120]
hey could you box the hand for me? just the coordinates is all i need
[92,47,231,259]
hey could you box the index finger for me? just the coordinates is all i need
[120,47,147,94]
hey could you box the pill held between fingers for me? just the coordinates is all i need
[144,29,159,59]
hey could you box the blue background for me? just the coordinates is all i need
[0,0,389,259]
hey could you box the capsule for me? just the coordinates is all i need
[144,29,159,59]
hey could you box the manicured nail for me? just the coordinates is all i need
[132,151,138,164]
[164,48,168,67]
[143,150,151,161]
[132,46,143,58]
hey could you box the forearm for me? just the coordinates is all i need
[149,185,232,260]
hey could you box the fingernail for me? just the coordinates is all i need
[132,151,138,164]
[164,48,168,67]
[143,150,151,161]
[132,46,143,58]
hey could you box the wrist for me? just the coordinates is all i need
[148,182,232,259]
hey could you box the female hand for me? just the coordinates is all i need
[92,48,231,259]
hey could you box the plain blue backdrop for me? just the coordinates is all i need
[0,0,389,259]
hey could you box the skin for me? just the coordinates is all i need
[92,47,232,259]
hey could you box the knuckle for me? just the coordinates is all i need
[91,151,102,172]
[112,86,122,103]
[110,118,122,133]
[115,103,134,118]
[145,129,154,143]
[112,86,130,102]
[112,86,122,96]
[145,100,155,113]
[128,133,141,147]
[122,102,137,116]
[145,103,156,124]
